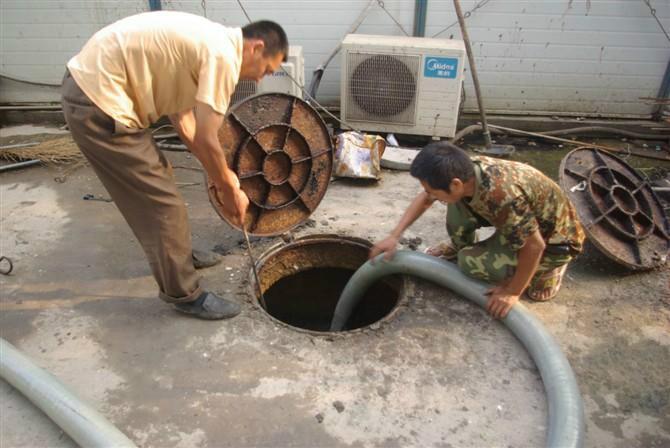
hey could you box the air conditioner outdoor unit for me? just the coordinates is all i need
[340,34,466,138]
[231,46,304,104]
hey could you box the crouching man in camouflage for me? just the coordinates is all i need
[370,142,585,319]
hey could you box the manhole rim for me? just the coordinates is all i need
[248,233,409,336]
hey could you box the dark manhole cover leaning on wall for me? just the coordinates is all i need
[252,235,405,334]
[559,148,670,269]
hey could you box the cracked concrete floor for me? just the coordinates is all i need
[1,134,669,447]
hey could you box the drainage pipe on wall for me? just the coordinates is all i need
[413,0,428,37]
[0,338,137,447]
[330,251,584,448]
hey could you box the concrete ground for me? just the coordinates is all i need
[1,128,669,448]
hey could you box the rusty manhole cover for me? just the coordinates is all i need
[559,148,669,269]
[208,93,333,236]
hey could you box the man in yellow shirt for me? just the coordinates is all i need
[61,11,288,320]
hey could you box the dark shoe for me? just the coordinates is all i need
[174,292,241,320]
[192,249,222,269]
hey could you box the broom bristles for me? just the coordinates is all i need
[0,136,83,164]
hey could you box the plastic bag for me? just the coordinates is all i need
[333,132,386,180]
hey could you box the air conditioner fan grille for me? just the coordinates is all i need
[346,52,419,125]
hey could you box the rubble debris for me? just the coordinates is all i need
[82,194,113,203]
[334,131,385,180]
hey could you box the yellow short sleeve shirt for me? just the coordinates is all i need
[67,11,243,129]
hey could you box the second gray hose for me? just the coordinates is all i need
[0,338,136,447]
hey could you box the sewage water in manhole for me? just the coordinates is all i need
[254,235,405,333]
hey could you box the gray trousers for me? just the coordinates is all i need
[61,71,202,303]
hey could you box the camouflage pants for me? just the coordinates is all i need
[447,202,572,286]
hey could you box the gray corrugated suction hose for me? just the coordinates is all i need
[0,338,136,447]
[330,251,584,448]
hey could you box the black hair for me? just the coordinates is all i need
[242,20,289,62]
[409,141,474,193]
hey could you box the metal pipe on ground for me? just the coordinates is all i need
[0,105,62,111]
[450,124,670,161]
[0,338,136,447]
[330,251,585,448]
[0,160,41,173]
[451,124,670,143]
[156,142,188,151]
[487,123,670,162]
[0,142,40,150]
[541,126,670,141]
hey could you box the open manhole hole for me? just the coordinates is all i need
[253,235,405,333]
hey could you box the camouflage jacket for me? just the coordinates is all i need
[464,156,585,253]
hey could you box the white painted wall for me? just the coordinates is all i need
[425,0,670,117]
[0,0,151,103]
[1,0,669,118]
